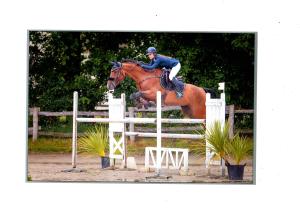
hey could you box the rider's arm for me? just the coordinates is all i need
[141,58,160,70]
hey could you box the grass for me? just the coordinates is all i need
[28,136,207,155]
[28,137,72,153]
[28,136,254,157]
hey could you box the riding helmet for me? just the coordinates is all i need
[146,47,157,55]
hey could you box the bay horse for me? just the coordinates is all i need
[107,60,210,119]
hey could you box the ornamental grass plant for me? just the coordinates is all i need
[224,134,253,165]
[205,120,230,160]
[78,125,109,157]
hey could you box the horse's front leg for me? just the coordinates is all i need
[139,90,157,108]
[130,91,142,100]
[130,91,155,109]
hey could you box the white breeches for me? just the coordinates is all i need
[169,63,181,80]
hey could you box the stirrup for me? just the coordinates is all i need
[175,91,183,98]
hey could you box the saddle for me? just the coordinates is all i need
[160,68,185,91]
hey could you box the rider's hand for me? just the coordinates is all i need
[138,61,146,66]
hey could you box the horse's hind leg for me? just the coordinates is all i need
[184,86,206,119]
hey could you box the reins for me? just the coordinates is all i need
[109,62,161,88]
[126,63,161,86]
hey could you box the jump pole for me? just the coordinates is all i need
[72,91,78,168]
[156,91,162,174]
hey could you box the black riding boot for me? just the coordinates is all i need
[171,77,184,98]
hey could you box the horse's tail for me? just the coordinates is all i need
[203,88,217,98]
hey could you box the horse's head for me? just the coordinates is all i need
[107,61,126,92]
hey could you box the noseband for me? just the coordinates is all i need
[108,67,121,81]
[108,65,123,89]
[108,62,137,87]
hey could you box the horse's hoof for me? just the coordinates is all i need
[130,93,136,100]
[149,101,156,107]
[143,104,149,109]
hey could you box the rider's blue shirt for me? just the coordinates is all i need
[141,54,179,70]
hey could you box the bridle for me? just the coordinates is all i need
[108,64,124,91]
[108,62,161,90]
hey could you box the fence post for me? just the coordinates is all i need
[128,107,135,143]
[228,105,235,139]
[32,107,40,141]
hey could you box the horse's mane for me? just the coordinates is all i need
[121,58,139,64]
[121,58,161,73]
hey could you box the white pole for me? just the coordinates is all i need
[121,93,127,168]
[220,89,226,176]
[72,91,78,168]
[156,91,162,174]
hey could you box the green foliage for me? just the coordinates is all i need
[205,121,230,159]
[78,125,109,157]
[224,135,253,165]
[38,116,97,133]
[29,31,255,111]
[204,120,253,165]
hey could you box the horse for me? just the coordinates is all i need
[107,59,210,119]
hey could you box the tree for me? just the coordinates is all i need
[29,31,255,111]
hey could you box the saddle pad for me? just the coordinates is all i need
[160,69,184,91]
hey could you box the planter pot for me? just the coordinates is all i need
[101,156,110,169]
[225,161,246,180]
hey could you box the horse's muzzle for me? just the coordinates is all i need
[107,80,116,91]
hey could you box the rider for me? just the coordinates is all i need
[139,47,184,98]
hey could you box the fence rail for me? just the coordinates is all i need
[28,105,254,141]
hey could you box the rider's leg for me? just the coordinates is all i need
[171,78,184,98]
[169,63,181,81]
[169,63,183,98]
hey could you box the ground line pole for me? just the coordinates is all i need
[156,91,162,174]
[72,91,78,168]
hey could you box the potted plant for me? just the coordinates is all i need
[78,125,110,168]
[205,121,253,180]
[224,134,253,180]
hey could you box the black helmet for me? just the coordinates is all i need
[146,47,157,55]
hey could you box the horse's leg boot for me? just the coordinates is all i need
[130,92,142,100]
[139,97,151,109]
